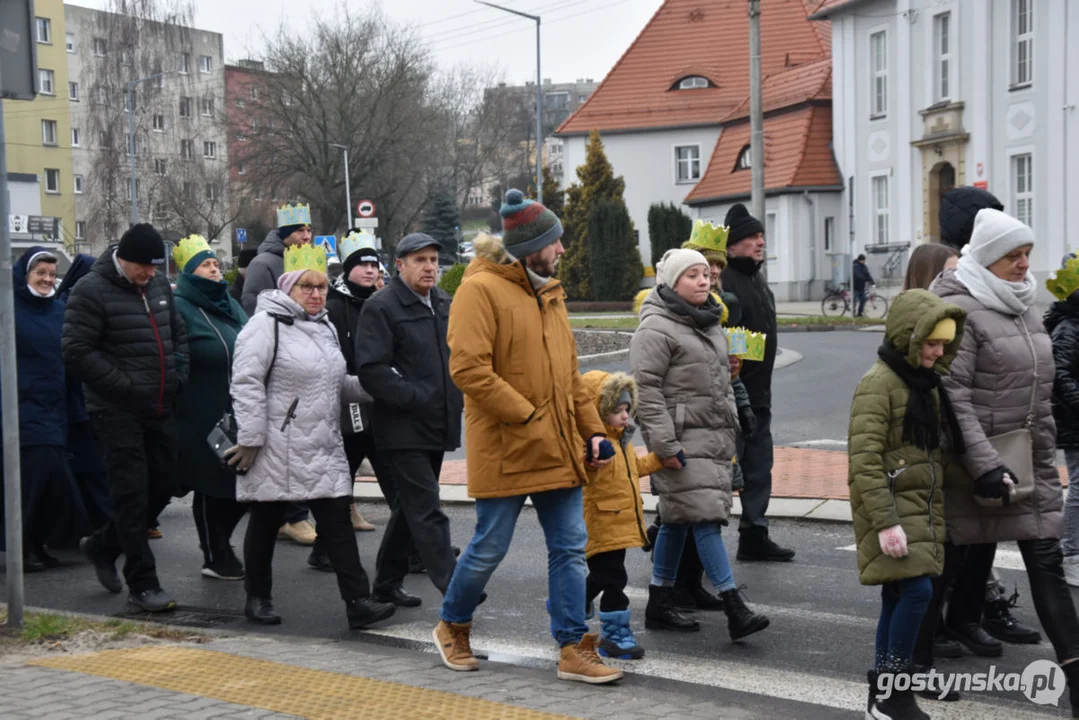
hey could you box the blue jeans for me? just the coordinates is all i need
[853,289,868,317]
[440,486,589,647]
[876,576,933,671]
[651,522,737,593]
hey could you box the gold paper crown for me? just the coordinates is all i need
[172,234,213,272]
[283,244,327,275]
[1047,255,1079,301]
[276,203,312,228]
[724,327,767,361]
[684,220,730,261]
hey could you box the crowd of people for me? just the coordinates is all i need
[2,184,1078,709]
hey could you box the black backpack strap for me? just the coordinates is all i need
[264,313,294,386]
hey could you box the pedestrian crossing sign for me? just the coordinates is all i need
[314,235,337,256]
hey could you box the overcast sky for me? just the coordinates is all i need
[77,0,664,85]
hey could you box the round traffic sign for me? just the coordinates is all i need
[357,200,377,218]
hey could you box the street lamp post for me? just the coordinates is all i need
[330,143,351,231]
[127,73,167,226]
[475,1,542,204]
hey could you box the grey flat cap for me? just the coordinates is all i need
[396,232,442,257]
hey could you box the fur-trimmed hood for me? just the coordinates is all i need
[472,232,513,264]
[583,370,638,441]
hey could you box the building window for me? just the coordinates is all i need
[99,130,110,148]
[199,55,212,74]
[236,98,245,109]
[677,76,710,90]
[71,127,80,146]
[1012,0,1033,88]
[45,169,60,194]
[237,132,247,142]
[178,52,190,74]
[872,174,890,244]
[75,221,85,240]
[204,141,217,159]
[1012,153,1033,227]
[675,145,701,183]
[74,174,84,194]
[36,17,51,44]
[179,96,192,117]
[237,163,246,176]
[578,94,588,103]
[181,139,194,160]
[39,69,55,95]
[934,13,951,102]
[92,37,106,56]
[41,119,57,145]
[95,85,109,106]
[200,96,214,116]
[68,81,79,101]
[152,114,165,132]
[824,216,834,252]
[250,86,259,101]
[155,159,167,176]
[205,183,220,201]
[736,144,752,170]
[870,31,887,117]
[120,51,131,66]
[65,32,75,52]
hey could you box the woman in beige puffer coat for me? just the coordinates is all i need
[631,248,768,643]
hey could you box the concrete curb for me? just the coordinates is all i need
[578,348,629,368]
[777,324,885,333]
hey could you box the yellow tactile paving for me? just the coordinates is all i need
[29,646,572,720]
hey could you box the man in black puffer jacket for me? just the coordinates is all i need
[62,224,188,612]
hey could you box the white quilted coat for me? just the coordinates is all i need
[231,290,366,502]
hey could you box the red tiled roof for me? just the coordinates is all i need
[806,0,871,20]
[557,0,830,135]
[721,57,831,122]
[683,105,841,205]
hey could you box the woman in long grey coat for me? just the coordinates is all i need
[229,248,394,630]
[631,248,768,643]
[931,208,1079,707]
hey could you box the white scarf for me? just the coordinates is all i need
[954,254,1036,316]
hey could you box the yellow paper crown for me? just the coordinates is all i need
[684,220,730,261]
[283,244,327,275]
[172,234,213,272]
[276,203,311,228]
[1047,255,1079,301]
[724,327,767,361]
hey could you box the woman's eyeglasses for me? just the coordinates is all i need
[297,283,329,296]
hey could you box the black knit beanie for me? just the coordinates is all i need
[724,203,765,247]
[343,247,380,278]
[939,186,1004,251]
[117,223,166,265]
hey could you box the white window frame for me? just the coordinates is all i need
[678,76,709,90]
[869,29,888,118]
[199,55,212,74]
[44,169,60,194]
[152,114,165,132]
[179,96,192,118]
[205,183,220,201]
[68,81,79,101]
[95,86,109,106]
[250,86,259,101]
[92,37,106,56]
[933,12,952,103]
[181,139,194,160]
[38,69,55,96]
[178,52,190,74]
[674,144,701,184]
[74,174,84,194]
[1012,0,1034,88]
[75,221,85,240]
[237,163,246,176]
[203,141,217,159]
[71,127,80,147]
[154,159,167,176]
[1009,147,1035,228]
[36,17,51,44]
[736,145,752,171]
[200,96,214,117]
[41,119,57,146]
[65,32,75,53]
[870,171,891,245]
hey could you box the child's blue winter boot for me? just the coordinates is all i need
[597,609,645,660]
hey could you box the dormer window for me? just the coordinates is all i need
[736,145,752,170]
[676,75,711,90]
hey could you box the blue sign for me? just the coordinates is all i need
[236,227,248,244]
[314,235,337,256]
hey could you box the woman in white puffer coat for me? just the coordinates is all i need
[228,248,394,630]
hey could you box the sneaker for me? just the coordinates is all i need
[557,633,624,684]
[129,588,177,613]
[278,520,317,546]
[433,620,480,672]
[202,554,244,580]
[351,505,376,532]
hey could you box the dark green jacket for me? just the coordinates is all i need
[848,289,966,585]
[174,273,248,498]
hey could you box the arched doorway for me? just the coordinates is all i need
[927,162,957,242]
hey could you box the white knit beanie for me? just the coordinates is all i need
[656,248,709,288]
[963,208,1034,267]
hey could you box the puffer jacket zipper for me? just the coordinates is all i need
[1017,316,1042,529]
[928,454,939,563]
[619,439,648,546]
[143,290,166,416]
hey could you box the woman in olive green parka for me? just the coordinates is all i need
[848,289,966,716]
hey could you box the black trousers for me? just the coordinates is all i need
[244,497,370,602]
[374,450,456,595]
[948,539,1079,662]
[192,492,246,566]
[87,409,177,593]
[737,406,774,531]
[586,549,629,612]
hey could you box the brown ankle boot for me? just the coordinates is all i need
[433,620,479,672]
[557,633,624,684]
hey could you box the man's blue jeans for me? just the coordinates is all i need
[440,486,589,647]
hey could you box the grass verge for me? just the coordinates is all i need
[570,317,639,330]
[777,315,885,327]
[0,610,202,650]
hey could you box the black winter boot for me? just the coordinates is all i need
[244,595,281,625]
[873,667,930,720]
[645,585,700,631]
[719,586,769,641]
[982,589,1042,644]
[736,527,795,562]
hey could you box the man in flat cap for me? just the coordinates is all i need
[356,233,462,606]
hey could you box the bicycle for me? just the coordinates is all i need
[820,283,889,319]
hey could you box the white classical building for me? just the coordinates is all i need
[810,0,1079,287]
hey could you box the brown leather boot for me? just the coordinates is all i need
[557,633,624,685]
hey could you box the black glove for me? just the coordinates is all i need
[974,466,1014,505]
[738,405,757,438]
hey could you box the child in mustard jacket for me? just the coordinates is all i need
[582,370,663,659]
